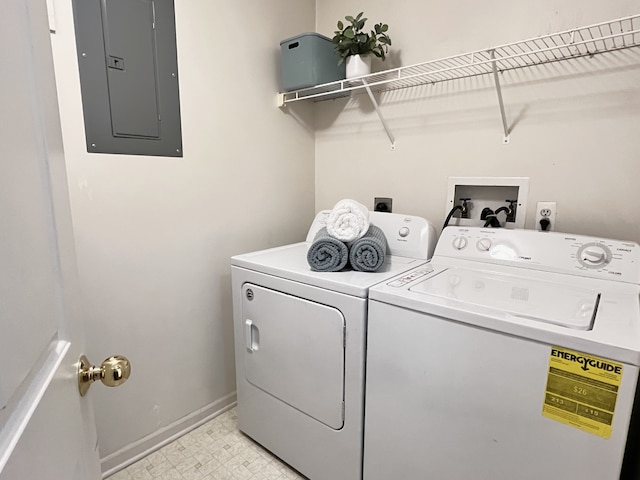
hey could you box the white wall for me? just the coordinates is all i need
[49,0,316,472]
[315,1,640,242]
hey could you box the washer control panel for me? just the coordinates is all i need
[439,227,640,283]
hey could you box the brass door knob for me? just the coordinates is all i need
[78,354,131,396]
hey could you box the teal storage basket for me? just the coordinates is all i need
[280,33,345,92]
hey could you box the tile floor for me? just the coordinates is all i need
[107,407,306,480]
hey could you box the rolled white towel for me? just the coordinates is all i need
[326,199,370,242]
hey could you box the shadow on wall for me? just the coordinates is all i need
[313,48,640,140]
[280,101,317,135]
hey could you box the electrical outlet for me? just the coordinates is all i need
[536,201,557,232]
[374,197,392,213]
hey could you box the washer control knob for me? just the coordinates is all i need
[476,238,492,252]
[399,227,410,237]
[452,236,468,250]
[577,243,612,269]
[581,246,608,265]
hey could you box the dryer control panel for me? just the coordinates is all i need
[438,227,640,284]
[307,210,438,260]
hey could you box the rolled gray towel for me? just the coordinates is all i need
[307,227,349,272]
[349,225,387,272]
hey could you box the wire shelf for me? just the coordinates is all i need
[278,14,640,106]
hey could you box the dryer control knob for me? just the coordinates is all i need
[452,236,468,250]
[399,227,410,237]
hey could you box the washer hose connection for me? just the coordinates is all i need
[495,199,517,223]
[481,208,502,228]
[442,198,470,231]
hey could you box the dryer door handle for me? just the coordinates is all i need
[245,319,259,352]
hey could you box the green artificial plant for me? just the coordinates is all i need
[331,12,391,65]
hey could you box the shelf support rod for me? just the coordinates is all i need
[363,81,396,150]
[489,50,510,144]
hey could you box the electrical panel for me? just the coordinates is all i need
[72,0,182,157]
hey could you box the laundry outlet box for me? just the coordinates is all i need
[280,32,345,91]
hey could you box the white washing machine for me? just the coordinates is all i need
[231,211,437,480]
[364,226,640,480]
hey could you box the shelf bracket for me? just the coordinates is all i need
[363,81,396,150]
[489,50,510,144]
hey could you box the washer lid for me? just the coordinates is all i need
[371,261,640,365]
[409,268,598,330]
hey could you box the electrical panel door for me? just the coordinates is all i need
[72,0,182,156]
[102,0,161,139]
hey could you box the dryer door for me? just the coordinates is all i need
[241,283,345,429]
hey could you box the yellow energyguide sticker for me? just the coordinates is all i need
[542,346,623,439]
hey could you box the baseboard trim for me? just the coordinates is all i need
[100,392,237,478]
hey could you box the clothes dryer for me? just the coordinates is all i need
[231,211,437,480]
[364,226,640,480]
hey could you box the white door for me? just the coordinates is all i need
[0,0,102,478]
